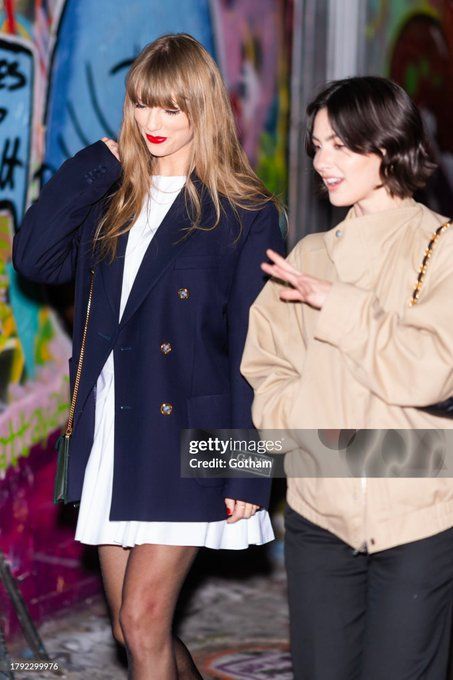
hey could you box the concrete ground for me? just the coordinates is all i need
[8,539,292,680]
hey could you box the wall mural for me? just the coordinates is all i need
[0,7,71,473]
[365,0,453,213]
[211,0,289,194]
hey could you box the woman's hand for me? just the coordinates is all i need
[225,498,259,523]
[261,249,332,310]
[101,137,120,162]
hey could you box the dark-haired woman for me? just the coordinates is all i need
[242,76,453,680]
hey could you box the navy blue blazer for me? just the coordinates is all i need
[13,141,285,521]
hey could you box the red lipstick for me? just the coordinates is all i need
[146,134,167,144]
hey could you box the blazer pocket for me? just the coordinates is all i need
[174,255,220,270]
[187,393,231,429]
[186,393,230,488]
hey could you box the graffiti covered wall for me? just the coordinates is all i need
[211,0,289,194]
[0,1,71,474]
[364,0,453,213]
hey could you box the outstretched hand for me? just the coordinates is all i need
[101,137,120,162]
[225,498,259,524]
[261,249,332,310]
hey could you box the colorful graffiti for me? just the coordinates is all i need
[211,0,289,194]
[0,211,24,403]
[0,21,70,468]
[365,0,453,213]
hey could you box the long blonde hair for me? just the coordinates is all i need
[93,33,280,263]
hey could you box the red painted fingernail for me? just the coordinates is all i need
[226,507,232,516]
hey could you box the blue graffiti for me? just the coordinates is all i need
[44,0,215,178]
[0,37,33,223]
[0,36,39,380]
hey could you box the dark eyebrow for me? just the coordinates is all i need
[311,133,338,142]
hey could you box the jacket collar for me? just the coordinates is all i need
[322,199,428,285]
[98,184,193,328]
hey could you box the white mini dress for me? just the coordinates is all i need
[75,175,275,550]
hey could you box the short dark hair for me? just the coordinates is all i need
[305,76,436,198]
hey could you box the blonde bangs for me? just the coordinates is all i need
[126,53,190,115]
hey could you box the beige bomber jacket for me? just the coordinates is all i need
[241,199,453,553]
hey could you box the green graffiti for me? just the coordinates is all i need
[0,387,70,470]
[256,131,287,198]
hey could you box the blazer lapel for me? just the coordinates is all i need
[119,188,193,328]
[98,227,130,323]
[76,193,190,420]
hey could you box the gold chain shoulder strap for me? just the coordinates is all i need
[65,268,95,436]
[409,220,452,307]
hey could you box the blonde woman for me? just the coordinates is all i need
[13,34,284,680]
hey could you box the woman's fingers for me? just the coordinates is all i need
[224,498,235,518]
[279,288,305,301]
[227,501,245,523]
[261,261,277,276]
[262,255,333,310]
[266,249,300,275]
[261,262,300,288]
[242,503,258,519]
[225,500,259,524]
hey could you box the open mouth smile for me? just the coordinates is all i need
[323,177,344,191]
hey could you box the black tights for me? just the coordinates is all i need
[174,636,203,679]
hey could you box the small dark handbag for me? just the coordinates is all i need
[54,268,95,503]
[410,220,453,418]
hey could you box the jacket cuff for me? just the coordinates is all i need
[74,140,122,187]
[314,281,371,350]
[223,477,272,509]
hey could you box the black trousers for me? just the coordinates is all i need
[284,505,453,680]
